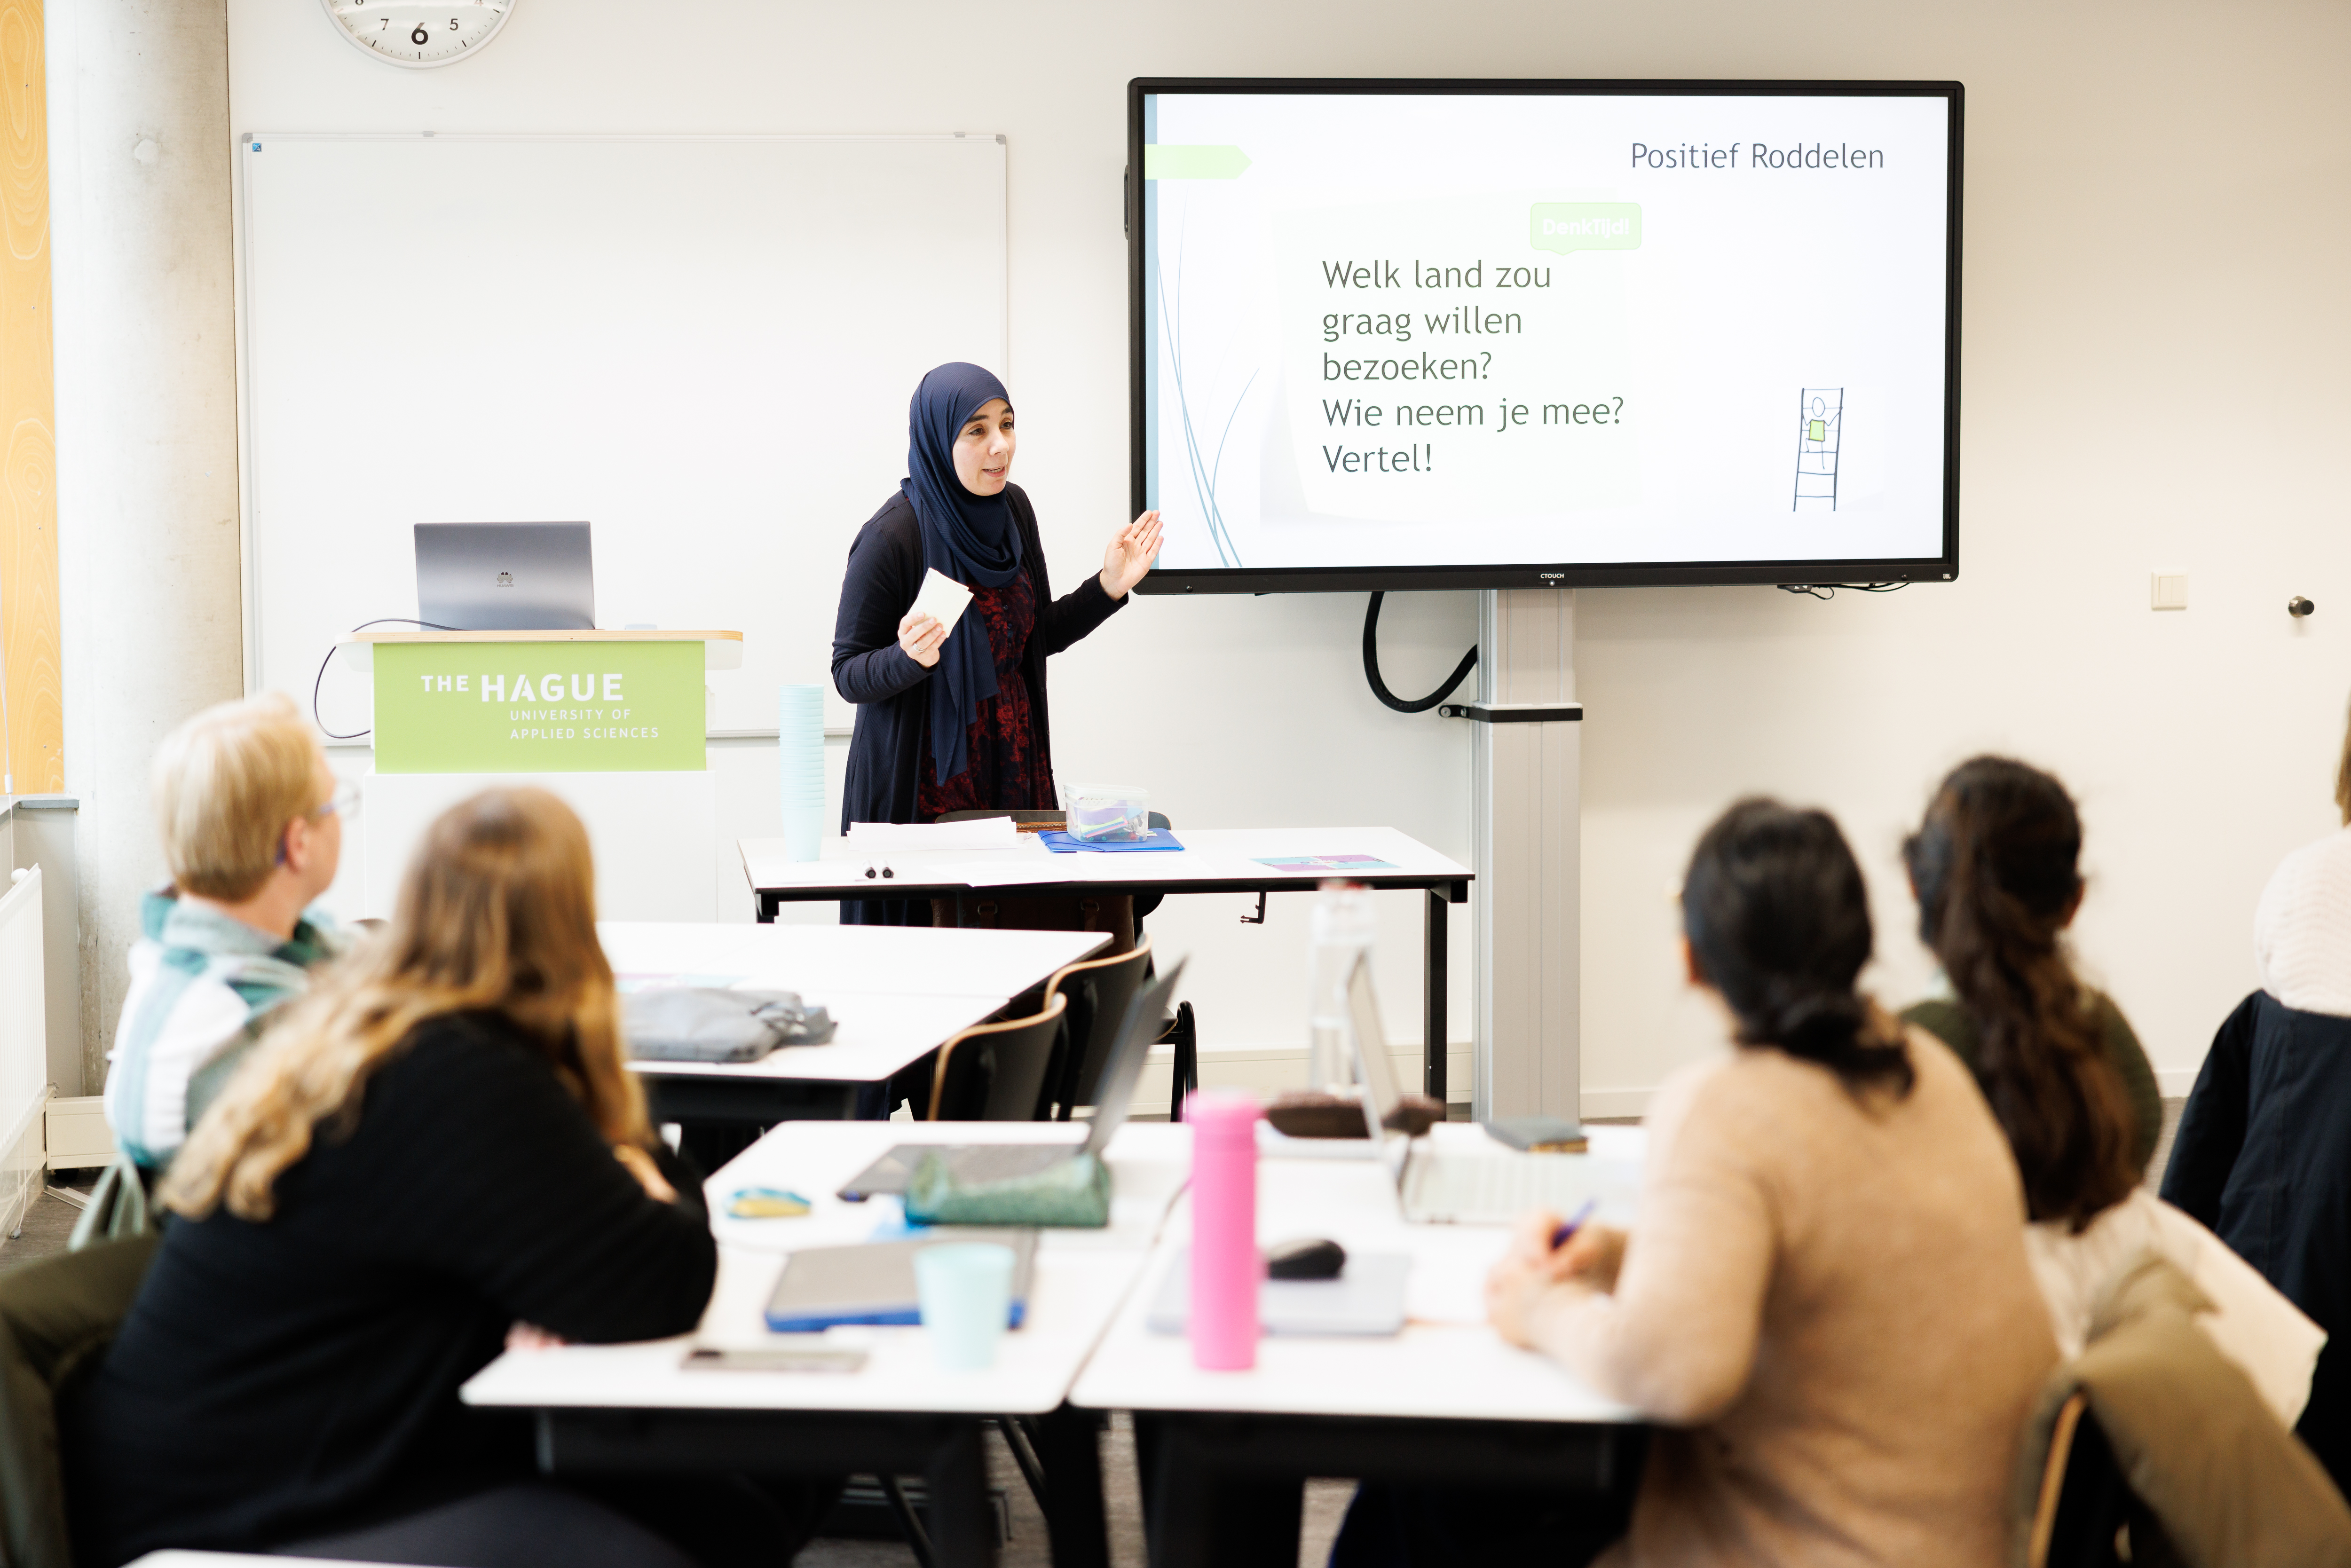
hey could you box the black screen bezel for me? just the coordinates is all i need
[1126,77,1965,595]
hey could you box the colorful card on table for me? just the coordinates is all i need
[727,1187,813,1220]
[1253,854,1399,873]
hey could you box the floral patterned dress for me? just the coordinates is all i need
[916,572,1053,818]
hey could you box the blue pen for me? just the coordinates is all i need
[1549,1198,1600,1251]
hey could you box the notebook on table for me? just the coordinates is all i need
[764,1229,1039,1332]
[836,960,1184,1201]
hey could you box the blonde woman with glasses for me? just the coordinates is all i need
[106,691,352,1176]
[65,789,833,1568]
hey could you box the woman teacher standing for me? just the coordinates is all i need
[832,362,1161,926]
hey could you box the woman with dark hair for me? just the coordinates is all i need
[1900,755,2158,1222]
[830,363,1161,926]
[1335,799,2057,1568]
[1904,757,2319,1420]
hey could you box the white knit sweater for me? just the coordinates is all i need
[2254,825,2351,1016]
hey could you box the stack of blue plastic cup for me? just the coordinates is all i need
[778,685,827,863]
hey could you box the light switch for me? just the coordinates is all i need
[2151,574,2189,611]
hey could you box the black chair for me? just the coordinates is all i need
[925,993,1067,1122]
[1041,937,1155,1120]
[0,1231,160,1568]
[926,809,1204,1119]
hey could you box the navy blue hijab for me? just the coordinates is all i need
[903,362,1024,784]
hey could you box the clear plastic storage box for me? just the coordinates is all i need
[1059,781,1152,842]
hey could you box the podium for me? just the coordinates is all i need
[338,630,742,921]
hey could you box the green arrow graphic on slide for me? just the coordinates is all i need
[1144,145,1252,180]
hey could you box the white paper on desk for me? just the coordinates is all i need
[910,568,974,637]
[846,818,1018,851]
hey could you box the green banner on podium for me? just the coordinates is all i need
[372,640,704,774]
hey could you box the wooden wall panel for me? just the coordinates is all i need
[0,0,52,794]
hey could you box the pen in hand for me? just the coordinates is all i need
[1549,1198,1600,1252]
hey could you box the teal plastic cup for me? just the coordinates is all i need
[914,1243,1017,1371]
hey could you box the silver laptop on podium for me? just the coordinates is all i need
[1349,959,1617,1225]
[415,522,596,631]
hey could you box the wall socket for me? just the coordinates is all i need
[2151,573,2189,611]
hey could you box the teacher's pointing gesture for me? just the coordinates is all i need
[830,362,1157,925]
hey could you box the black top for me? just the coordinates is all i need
[831,484,1123,844]
[2162,990,2351,1494]
[63,1012,715,1567]
[1901,987,2164,1175]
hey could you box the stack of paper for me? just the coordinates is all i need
[845,816,1020,851]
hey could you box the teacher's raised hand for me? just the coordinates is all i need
[897,608,948,669]
[1099,511,1164,599]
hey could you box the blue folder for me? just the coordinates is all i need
[1037,830,1185,854]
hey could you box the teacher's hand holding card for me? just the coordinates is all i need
[895,567,972,670]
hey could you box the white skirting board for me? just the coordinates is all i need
[363,768,716,922]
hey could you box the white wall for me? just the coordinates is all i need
[229,0,2351,1107]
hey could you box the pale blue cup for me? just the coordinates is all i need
[914,1243,1017,1371]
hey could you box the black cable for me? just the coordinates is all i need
[312,618,459,740]
[1776,581,1909,601]
[1363,591,1478,713]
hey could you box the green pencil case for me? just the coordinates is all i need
[903,1150,1111,1229]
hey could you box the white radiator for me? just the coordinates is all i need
[0,867,49,1238]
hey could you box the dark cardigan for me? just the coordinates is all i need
[831,482,1123,861]
[2162,990,2351,1495]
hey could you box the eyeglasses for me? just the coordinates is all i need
[278,782,359,867]
[310,781,362,822]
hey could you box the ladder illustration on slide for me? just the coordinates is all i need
[1792,388,1843,511]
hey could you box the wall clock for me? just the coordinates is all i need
[321,1,515,68]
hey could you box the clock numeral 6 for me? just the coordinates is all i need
[410,24,428,43]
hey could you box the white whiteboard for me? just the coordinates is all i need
[234,133,1007,734]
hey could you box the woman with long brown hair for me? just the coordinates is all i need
[65,789,828,1568]
[1905,757,2320,1420]
[1900,756,2158,1229]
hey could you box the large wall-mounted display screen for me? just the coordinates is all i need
[1129,80,1963,593]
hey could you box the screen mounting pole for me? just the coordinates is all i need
[1464,588,1583,1121]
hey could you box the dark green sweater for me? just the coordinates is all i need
[1902,989,2163,1177]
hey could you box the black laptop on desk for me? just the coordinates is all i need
[836,960,1185,1200]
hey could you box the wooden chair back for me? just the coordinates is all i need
[1041,936,1154,1119]
[927,992,1068,1122]
[2027,1391,2134,1568]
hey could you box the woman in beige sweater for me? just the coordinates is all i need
[1338,799,2058,1568]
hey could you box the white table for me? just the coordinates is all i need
[1070,1124,1649,1567]
[741,826,1475,1101]
[462,1119,1192,1568]
[601,921,1109,1123]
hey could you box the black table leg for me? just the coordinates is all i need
[1142,1415,1302,1568]
[1036,1403,1110,1568]
[925,1419,994,1568]
[1424,887,1448,1103]
[757,891,781,924]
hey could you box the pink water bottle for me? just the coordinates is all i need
[1188,1087,1261,1370]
